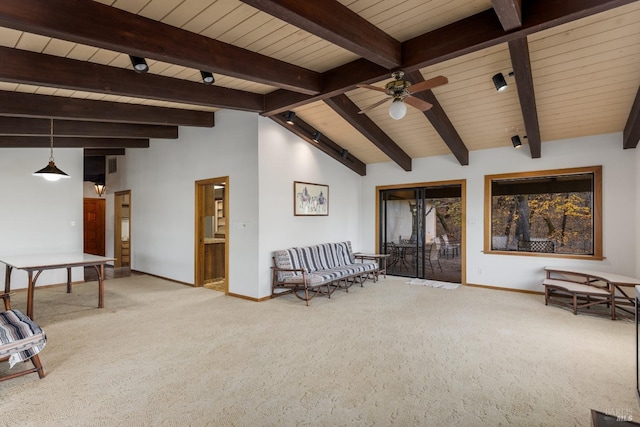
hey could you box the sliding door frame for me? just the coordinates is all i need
[376,179,466,284]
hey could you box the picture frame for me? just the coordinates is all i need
[294,181,329,216]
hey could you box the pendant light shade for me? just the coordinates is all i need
[33,119,70,181]
[388,98,407,120]
[94,183,106,196]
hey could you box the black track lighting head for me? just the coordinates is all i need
[341,149,349,159]
[285,111,296,125]
[511,135,522,148]
[129,55,149,73]
[312,131,322,143]
[200,71,215,85]
[493,73,507,92]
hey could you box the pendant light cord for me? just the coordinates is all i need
[49,118,55,162]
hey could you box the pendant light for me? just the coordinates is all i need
[94,182,106,197]
[32,119,70,181]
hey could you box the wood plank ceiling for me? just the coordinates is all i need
[0,0,638,176]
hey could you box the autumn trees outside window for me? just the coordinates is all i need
[484,166,602,259]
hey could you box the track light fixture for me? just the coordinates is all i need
[33,119,70,181]
[340,149,349,160]
[492,71,514,92]
[129,55,149,73]
[285,111,296,125]
[312,131,322,143]
[511,135,522,148]
[200,71,215,85]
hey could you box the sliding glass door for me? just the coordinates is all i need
[379,184,463,283]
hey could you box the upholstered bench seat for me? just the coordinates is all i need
[272,241,378,305]
[0,309,46,381]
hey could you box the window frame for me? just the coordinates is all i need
[483,166,603,259]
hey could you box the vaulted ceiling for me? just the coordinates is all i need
[0,0,639,176]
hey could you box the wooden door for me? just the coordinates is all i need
[84,198,106,256]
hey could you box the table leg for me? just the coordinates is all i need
[66,267,72,293]
[27,271,35,319]
[98,263,104,308]
[3,265,12,310]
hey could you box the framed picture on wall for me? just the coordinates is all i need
[294,181,329,216]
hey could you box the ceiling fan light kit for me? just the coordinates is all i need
[389,98,407,120]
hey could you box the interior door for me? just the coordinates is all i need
[195,177,228,291]
[83,198,106,256]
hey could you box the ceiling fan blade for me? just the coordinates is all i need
[358,97,391,114]
[408,75,449,94]
[356,84,388,93]
[405,96,433,112]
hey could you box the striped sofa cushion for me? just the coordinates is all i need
[273,249,306,282]
[0,309,47,368]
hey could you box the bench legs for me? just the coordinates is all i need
[0,354,45,382]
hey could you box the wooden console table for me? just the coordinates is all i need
[1,253,115,319]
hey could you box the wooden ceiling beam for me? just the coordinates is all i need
[402,0,635,71]
[0,117,178,139]
[263,59,389,116]
[84,148,126,157]
[406,71,469,166]
[0,0,320,95]
[623,87,640,149]
[508,37,541,158]
[270,113,366,176]
[491,0,522,31]
[0,91,214,127]
[0,137,149,148]
[0,47,263,112]
[324,95,412,171]
[240,0,401,69]
[264,0,635,116]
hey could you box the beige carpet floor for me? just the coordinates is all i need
[0,274,638,426]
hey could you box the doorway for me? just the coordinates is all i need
[377,181,465,284]
[114,191,131,269]
[83,198,106,256]
[195,177,228,292]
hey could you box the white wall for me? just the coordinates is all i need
[257,117,365,298]
[0,148,85,289]
[0,122,634,299]
[111,110,260,297]
[361,133,636,291]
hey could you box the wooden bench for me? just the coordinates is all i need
[543,267,640,320]
[542,278,613,318]
[0,293,46,382]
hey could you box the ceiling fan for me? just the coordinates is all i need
[357,71,448,120]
